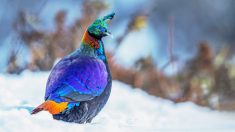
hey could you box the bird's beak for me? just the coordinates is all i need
[104,31,113,38]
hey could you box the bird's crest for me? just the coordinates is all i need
[102,12,115,22]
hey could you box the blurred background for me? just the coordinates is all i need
[0,0,235,111]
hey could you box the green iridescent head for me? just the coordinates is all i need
[88,12,115,39]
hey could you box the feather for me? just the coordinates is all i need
[31,100,68,115]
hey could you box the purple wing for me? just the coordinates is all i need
[45,56,108,102]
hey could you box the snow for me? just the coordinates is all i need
[0,72,235,132]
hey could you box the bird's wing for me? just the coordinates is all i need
[45,56,108,102]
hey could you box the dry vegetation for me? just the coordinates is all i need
[6,0,235,110]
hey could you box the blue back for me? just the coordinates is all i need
[45,55,108,102]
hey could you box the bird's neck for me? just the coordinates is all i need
[81,31,100,48]
[80,31,107,62]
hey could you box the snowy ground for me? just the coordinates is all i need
[0,72,235,132]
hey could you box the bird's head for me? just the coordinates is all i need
[87,13,115,39]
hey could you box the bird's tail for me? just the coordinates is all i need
[31,100,68,115]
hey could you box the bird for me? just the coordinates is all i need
[31,13,115,124]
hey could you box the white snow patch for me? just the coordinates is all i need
[0,72,235,132]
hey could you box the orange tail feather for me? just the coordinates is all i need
[31,100,68,115]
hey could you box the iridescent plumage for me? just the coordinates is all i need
[32,13,115,123]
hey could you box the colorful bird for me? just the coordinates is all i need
[31,13,115,124]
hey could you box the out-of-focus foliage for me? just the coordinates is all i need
[1,0,235,111]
